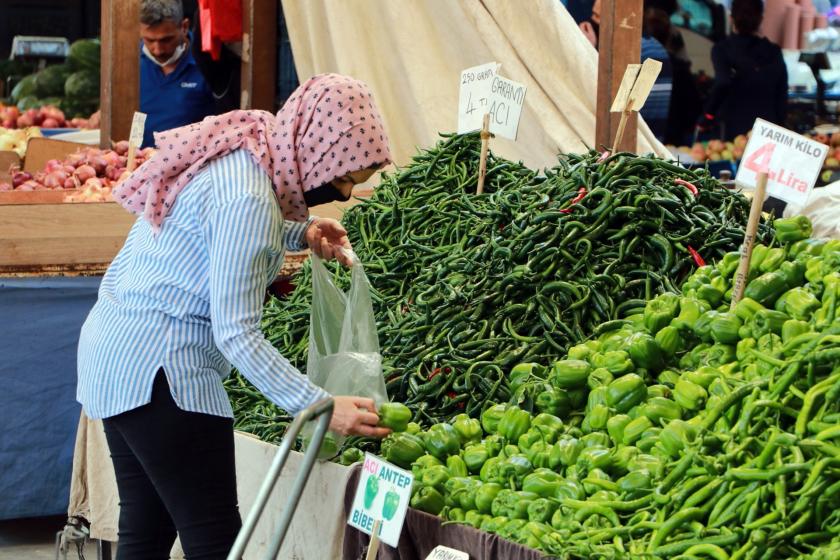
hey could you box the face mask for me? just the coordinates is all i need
[142,41,186,68]
[303,184,351,207]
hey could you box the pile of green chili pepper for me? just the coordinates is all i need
[395,222,840,558]
[225,133,773,440]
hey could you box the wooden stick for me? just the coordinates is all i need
[612,102,633,154]
[477,113,491,195]
[126,144,138,173]
[730,172,769,308]
[365,519,381,560]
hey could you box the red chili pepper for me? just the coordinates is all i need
[446,391,458,400]
[560,187,588,214]
[687,245,706,267]
[428,367,442,381]
[597,150,611,163]
[675,178,699,197]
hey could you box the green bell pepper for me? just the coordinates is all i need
[535,386,571,417]
[490,488,515,517]
[520,470,561,501]
[451,413,482,446]
[696,283,724,307]
[498,405,532,442]
[480,403,509,434]
[445,507,465,522]
[364,474,379,509]
[525,441,551,469]
[622,416,653,445]
[423,423,461,460]
[406,422,421,435]
[498,454,533,489]
[479,456,503,483]
[510,491,540,520]
[339,447,364,466]
[692,310,721,342]
[644,292,680,334]
[527,498,559,523]
[718,251,741,278]
[410,485,445,515]
[508,362,546,394]
[446,454,468,478]
[421,464,450,492]
[549,436,582,469]
[606,373,647,413]
[617,469,653,497]
[518,428,548,452]
[628,453,664,478]
[591,350,635,375]
[582,468,614,496]
[607,414,632,446]
[672,297,711,331]
[660,419,697,458]
[583,403,609,432]
[641,396,682,424]
[674,379,707,411]
[654,325,683,358]
[780,260,806,289]
[781,287,820,320]
[774,215,812,243]
[554,478,586,501]
[710,312,742,344]
[576,446,614,474]
[411,453,443,474]
[567,343,594,361]
[499,444,520,459]
[749,244,770,279]
[475,481,502,514]
[483,434,504,457]
[457,478,481,511]
[734,297,765,322]
[636,427,662,453]
[658,369,681,386]
[580,432,611,448]
[443,476,470,508]
[463,444,489,474]
[463,510,488,529]
[587,385,608,409]
[760,247,786,273]
[613,445,641,471]
[377,402,411,432]
[532,412,564,442]
[744,270,789,306]
[550,359,591,389]
[480,515,508,534]
[382,488,400,521]
[587,367,615,389]
[384,432,426,469]
[751,309,790,337]
[496,518,527,539]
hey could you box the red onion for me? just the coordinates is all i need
[113,141,130,155]
[64,176,80,189]
[12,171,32,187]
[16,114,33,128]
[0,182,12,191]
[89,156,107,175]
[74,165,96,182]
[41,118,59,129]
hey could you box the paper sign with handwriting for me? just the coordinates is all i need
[735,118,828,206]
[486,75,527,141]
[457,62,500,134]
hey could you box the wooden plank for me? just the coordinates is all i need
[0,151,21,183]
[0,190,75,205]
[240,0,277,110]
[101,0,141,148]
[23,137,89,173]
[595,0,643,153]
[0,203,135,266]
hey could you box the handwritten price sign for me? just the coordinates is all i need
[457,62,500,135]
[735,119,828,206]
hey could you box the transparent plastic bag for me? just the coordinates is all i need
[301,250,387,458]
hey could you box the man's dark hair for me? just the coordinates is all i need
[731,0,764,35]
[140,0,184,26]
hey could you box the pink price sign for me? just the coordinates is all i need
[735,119,828,206]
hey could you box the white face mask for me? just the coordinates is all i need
[143,41,186,68]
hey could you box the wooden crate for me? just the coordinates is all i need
[0,200,135,273]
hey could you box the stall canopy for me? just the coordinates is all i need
[282,0,668,171]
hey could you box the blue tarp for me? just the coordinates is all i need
[0,276,100,520]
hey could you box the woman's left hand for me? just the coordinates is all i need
[305,217,353,266]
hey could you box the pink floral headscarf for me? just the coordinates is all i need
[114,73,392,232]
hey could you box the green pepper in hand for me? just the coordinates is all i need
[377,402,411,432]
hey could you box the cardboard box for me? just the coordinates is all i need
[0,150,21,184]
[23,136,89,174]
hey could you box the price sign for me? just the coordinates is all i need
[735,118,828,206]
[129,112,147,147]
[486,76,527,141]
[457,62,500,134]
[347,453,413,548]
[426,546,469,560]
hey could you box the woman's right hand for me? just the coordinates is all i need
[329,396,391,438]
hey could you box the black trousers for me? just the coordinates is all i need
[102,371,242,560]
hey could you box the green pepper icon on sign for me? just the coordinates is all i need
[382,488,400,521]
[364,474,379,509]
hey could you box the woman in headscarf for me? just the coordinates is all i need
[76,74,393,559]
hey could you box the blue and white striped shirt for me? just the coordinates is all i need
[77,149,328,419]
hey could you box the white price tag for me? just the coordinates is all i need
[486,76,527,141]
[610,64,642,112]
[129,111,147,147]
[347,453,413,548]
[457,62,500,134]
[426,545,470,560]
[735,118,829,206]
[628,58,663,111]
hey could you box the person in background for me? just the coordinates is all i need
[580,0,673,141]
[139,0,217,147]
[697,0,787,140]
[644,0,703,145]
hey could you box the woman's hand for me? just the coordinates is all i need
[305,217,354,266]
[329,396,391,438]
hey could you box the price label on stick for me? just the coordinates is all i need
[735,118,828,206]
[486,75,526,141]
[457,62,500,134]
[347,453,413,549]
[426,546,470,560]
[128,111,147,147]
